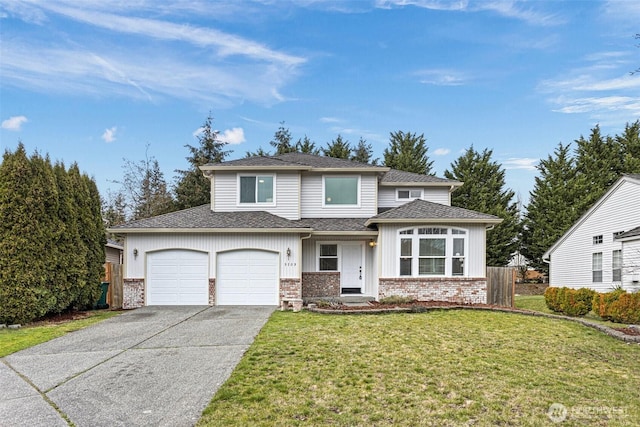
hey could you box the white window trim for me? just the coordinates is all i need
[322,175,361,208]
[397,227,468,277]
[396,188,423,201]
[316,242,341,272]
[236,173,276,206]
[592,252,603,283]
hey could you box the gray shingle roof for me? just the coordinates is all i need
[294,218,377,232]
[109,205,310,231]
[204,152,388,170]
[615,226,640,240]
[380,169,458,184]
[367,199,502,224]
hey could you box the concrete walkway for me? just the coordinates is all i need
[1,306,274,427]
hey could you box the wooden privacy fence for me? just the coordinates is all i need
[104,262,124,309]
[486,266,516,307]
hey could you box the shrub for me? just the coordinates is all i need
[607,292,640,324]
[379,295,416,305]
[592,289,626,321]
[544,287,596,316]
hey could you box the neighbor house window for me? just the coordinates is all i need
[319,244,338,271]
[324,176,359,206]
[239,175,274,204]
[593,235,603,245]
[612,250,622,282]
[592,252,603,282]
[398,227,467,277]
[397,189,423,200]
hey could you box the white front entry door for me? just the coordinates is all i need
[341,243,363,293]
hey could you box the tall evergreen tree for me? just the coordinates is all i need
[444,146,520,266]
[383,131,433,174]
[617,120,640,173]
[322,135,352,159]
[574,125,624,214]
[269,122,296,154]
[351,137,378,165]
[522,143,583,272]
[296,135,320,155]
[174,114,231,209]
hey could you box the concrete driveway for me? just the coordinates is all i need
[1,306,274,427]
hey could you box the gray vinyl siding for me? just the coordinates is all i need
[105,247,122,265]
[548,179,640,292]
[378,187,451,208]
[213,171,300,220]
[300,173,377,218]
[378,223,487,278]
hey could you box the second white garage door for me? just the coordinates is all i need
[217,250,279,305]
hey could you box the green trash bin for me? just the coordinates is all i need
[95,282,110,309]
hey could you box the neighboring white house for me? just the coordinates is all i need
[615,226,640,292]
[109,153,501,308]
[543,174,640,292]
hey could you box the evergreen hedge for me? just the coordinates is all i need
[0,144,105,324]
[544,286,596,316]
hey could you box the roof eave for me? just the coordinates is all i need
[365,218,503,227]
[199,165,310,171]
[379,181,463,187]
[107,227,313,234]
[308,167,391,173]
[310,230,379,236]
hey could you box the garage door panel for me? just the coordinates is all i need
[217,250,279,306]
[147,250,208,306]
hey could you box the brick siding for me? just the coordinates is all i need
[208,278,216,305]
[280,278,302,300]
[302,272,341,298]
[123,278,145,309]
[379,277,487,304]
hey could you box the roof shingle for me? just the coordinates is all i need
[367,199,501,224]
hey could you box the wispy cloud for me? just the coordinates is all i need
[102,126,117,143]
[503,157,538,171]
[1,2,306,107]
[221,127,246,145]
[1,115,28,131]
[414,69,469,86]
[320,117,341,123]
[375,0,563,26]
[433,148,450,156]
[539,51,640,124]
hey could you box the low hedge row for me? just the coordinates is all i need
[544,287,640,323]
[544,287,596,316]
[592,290,640,324]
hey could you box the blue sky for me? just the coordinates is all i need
[1,0,639,205]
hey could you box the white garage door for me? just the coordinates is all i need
[217,250,279,305]
[147,250,209,305]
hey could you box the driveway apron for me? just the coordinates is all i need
[1,306,274,427]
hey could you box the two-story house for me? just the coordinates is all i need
[110,153,501,308]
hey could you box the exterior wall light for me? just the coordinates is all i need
[286,248,292,259]
[369,240,377,248]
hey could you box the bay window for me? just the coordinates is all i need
[398,227,467,277]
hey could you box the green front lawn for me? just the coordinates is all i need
[0,310,120,357]
[200,310,640,426]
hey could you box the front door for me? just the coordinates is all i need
[341,243,363,294]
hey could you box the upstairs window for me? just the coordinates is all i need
[593,235,603,245]
[324,176,359,206]
[239,175,274,204]
[397,189,423,200]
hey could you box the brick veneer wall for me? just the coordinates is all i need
[302,272,341,298]
[208,278,216,305]
[379,277,487,304]
[123,278,145,309]
[280,278,302,300]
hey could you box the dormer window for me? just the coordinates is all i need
[397,189,422,200]
[239,174,274,204]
